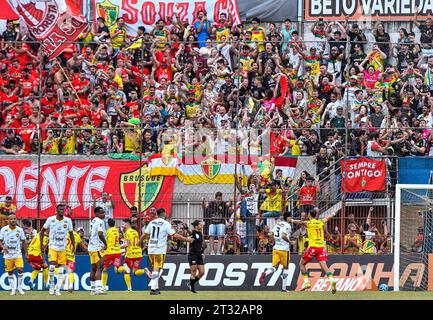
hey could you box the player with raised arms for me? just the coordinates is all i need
[289,207,337,294]
[142,208,193,295]
[101,218,124,290]
[187,220,206,293]
[259,211,292,292]
[41,204,74,296]
[0,215,27,295]
[88,206,107,295]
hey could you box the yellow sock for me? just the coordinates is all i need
[43,268,48,284]
[134,269,144,276]
[69,272,74,287]
[117,266,124,273]
[31,270,40,282]
[102,271,108,287]
[55,268,58,275]
[124,273,132,290]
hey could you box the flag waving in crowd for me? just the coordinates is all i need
[7,0,88,59]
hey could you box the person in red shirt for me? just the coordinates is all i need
[126,90,140,118]
[90,100,109,127]
[9,42,37,67]
[72,71,90,99]
[1,84,19,119]
[154,59,173,83]
[41,91,58,116]
[16,115,36,152]
[20,68,38,97]
[297,176,320,217]
[0,71,11,89]
[8,58,23,83]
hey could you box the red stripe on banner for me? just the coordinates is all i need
[0,160,174,219]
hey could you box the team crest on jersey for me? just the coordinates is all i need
[201,157,221,180]
[120,165,164,214]
[16,233,19,238]
[96,0,119,26]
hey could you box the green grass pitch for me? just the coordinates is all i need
[0,291,432,300]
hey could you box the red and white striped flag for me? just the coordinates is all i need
[8,0,88,59]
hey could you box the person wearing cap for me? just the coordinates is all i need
[1,128,25,154]
[187,220,206,293]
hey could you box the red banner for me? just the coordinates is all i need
[341,157,386,193]
[0,160,174,218]
[7,0,88,59]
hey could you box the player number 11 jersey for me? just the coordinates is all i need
[145,218,176,255]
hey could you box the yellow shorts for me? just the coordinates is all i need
[148,254,165,270]
[5,258,24,272]
[48,249,67,265]
[272,249,290,269]
[89,250,105,265]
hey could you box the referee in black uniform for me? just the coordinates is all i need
[187,220,206,293]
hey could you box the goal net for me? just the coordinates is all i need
[395,184,433,291]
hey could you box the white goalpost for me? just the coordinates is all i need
[395,184,433,292]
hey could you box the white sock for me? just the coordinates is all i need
[151,272,159,290]
[17,273,23,290]
[8,275,15,291]
[56,267,65,290]
[96,280,102,290]
[91,281,95,292]
[281,269,290,291]
[265,267,276,276]
[49,265,55,287]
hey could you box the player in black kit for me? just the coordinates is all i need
[187,220,206,293]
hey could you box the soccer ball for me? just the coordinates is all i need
[379,284,389,291]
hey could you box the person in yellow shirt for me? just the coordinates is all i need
[120,219,147,291]
[260,181,284,225]
[290,208,337,294]
[63,222,87,293]
[59,129,76,155]
[121,120,141,153]
[247,18,266,52]
[343,224,362,254]
[110,17,128,50]
[26,231,49,290]
[102,219,129,290]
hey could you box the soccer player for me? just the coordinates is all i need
[88,206,107,295]
[102,218,124,290]
[143,208,193,295]
[119,218,148,291]
[259,212,292,292]
[41,204,74,296]
[187,220,206,293]
[64,221,88,293]
[289,208,337,294]
[26,230,49,290]
[0,215,27,295]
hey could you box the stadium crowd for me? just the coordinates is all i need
[1,13,433,159]
[1,12,430,255]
